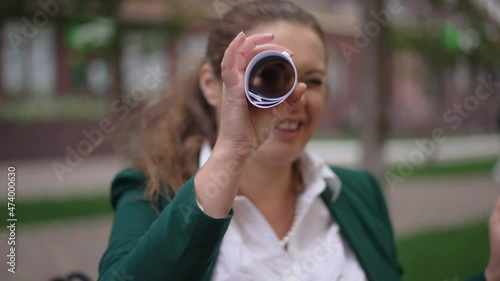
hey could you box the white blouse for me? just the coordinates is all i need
[198,143,367,281]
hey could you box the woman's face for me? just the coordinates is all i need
[247,21,327,165]
[202,21,327,166]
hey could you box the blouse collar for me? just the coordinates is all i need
[198,141,342,202]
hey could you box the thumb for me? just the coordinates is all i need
[271,82,307,120]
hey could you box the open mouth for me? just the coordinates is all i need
[274,120,303,132]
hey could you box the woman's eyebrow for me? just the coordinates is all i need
[304,69,325,75]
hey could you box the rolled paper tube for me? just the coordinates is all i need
[245,50,297,108]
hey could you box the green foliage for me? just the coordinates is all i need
[389,26,500,69]
[389,1,500,68]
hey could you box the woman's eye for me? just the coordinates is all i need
[306,79,323,86]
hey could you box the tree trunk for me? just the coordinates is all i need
[22,34,33,97]
[0,18,4,100]
[110,41,123,102]
[359,0,390,179]
[110,0,123,103]
[56,20,70,96]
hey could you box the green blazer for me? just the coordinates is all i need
[98,167,486,281]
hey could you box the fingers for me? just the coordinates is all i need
[280,82,307,114]
[268,82,307,121]
[221,32,277,89]
[239,33,275,56]
[287,82,307,104]
[244,44,294,70]
[221,32,247,87]
[239,34,295,60]
[221,32,275,72]
[221,31,300,111]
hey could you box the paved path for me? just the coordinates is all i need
[1,134,498,200]
[0,216,112,281]
[388,175,498,236]
[308,133,498,166]
[0,175,498,281]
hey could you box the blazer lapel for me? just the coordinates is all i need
[321,186,400,281]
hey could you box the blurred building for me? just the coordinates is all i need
[0,0,498,160]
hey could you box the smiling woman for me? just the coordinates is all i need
[97,1,497,281]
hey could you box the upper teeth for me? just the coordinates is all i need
[276,121,299,130]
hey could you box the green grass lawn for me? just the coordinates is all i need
[397,221,489,281]
[387,158,496,179]
[0,195,112,225]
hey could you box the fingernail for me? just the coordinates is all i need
[237,31,244,37]
[264,32,274,37]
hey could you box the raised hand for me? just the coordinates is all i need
[194,31,306,218]
[216,31,307,161]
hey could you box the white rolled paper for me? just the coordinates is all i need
[244,50,297,108]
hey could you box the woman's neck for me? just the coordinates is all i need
[238,158,297,205]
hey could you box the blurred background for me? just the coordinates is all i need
[0,0,499,280]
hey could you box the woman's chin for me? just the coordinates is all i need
[254,139,304,166]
